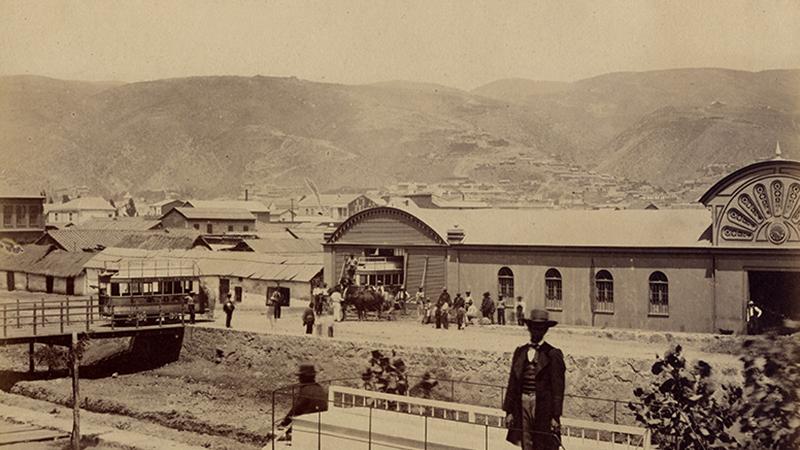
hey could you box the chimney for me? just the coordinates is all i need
[447,226,465,244]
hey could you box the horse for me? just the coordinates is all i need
[341,285,391,320]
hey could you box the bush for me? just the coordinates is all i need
[629,345,742,449]
[631,335,800,450]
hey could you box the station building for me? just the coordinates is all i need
[323,157,800,334]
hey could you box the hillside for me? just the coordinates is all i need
[473,69,800,177]
[0,75,571,197]
[2,69,799,199]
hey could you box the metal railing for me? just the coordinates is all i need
[0,296,188,338]
[270,377,646,450]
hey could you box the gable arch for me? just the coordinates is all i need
[701,159,800,247]
[326,207,447,246]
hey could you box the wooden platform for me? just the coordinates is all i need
[0,421,68,446]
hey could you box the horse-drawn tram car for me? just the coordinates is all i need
[97,260,202,325]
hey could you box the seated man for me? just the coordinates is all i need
[278,362,328,440]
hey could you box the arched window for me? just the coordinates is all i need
[498,267,514,298]
[648,271,669,316]
[545,268,563,310]
[594,270,614,313]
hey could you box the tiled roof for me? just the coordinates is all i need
[40,229,200,251]
[72,217,161,231]
[387,207,713,248]
[0,244,54,272]
[47,197,115,212]
[27,250,96,277]
[85,247,322,283]
[184,200,270,213]
[171,207,255,221]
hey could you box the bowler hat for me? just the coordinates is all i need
[296,362,318,377]
[523,309,558,328]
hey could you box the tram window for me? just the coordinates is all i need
[130,282,142,296]
[152,282,161,295]
[163,281,173,295]
[143,282,152,294]
[120,283,130,295]
[184,280,193,292]
[110,283,120,296]
[359,275,367,285]
[173,281,183,294]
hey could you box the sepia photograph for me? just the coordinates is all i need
[0,1,798,449]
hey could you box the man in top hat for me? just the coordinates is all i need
[503,309,565,450]
[279,362,328,428]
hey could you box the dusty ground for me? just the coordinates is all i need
[0,302,754,449]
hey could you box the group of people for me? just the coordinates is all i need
[418,287,528,329]
[276,308,566,450]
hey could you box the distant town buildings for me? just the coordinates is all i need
[45,196,116,227]
[160,207,257,234]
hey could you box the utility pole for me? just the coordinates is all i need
[70,332,80,450]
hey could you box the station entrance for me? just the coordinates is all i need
[748,270,800,329]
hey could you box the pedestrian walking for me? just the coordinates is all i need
[330,287,343,322]
[184,292,196,324]
[453,293,466,329]
[497,295,506,325]
[516,296,526,326]
[436,287,451,329]
[222,295,235,328]
[481,292,495,323]
[396,285,409,315]
[303,301,315,335]
[271,289,283,319]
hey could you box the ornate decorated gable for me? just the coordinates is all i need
[327,207,447,246]
[700,157,800,247]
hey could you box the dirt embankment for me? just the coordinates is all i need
[2,326,745,449]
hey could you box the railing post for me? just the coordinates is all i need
[424,414,428,450]
[2,303,6,338]
[85,300,90,332]
[271,390,276,450]
[134,301,139,329]
[66,297,71,325]
[485,423,489,450]
[368,404,372,450]
[110,304,115,330]
[28,342,34,373]
[60,302,64,334]
[89,296,94,323]
[32,305,37,335]
[41,298,45,326]
[614,400,618,424]
[16,299,20,328]
[318,410,323,450]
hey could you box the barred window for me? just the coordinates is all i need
[648,271,669,316]
[545,268,563,310]
[594,270,614,313]
[498,267,514,298]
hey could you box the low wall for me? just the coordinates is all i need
[184,327,741,425]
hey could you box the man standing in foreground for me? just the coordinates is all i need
[503,309,565,450]
[278,362,328,440]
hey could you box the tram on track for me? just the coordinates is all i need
[97,260,203,324]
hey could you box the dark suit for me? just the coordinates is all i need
[282,382,328,426]
[503,342,565,450]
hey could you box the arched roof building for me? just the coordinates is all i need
[324,156,800,334]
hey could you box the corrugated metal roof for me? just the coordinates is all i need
[185,200,270,213]
[172,207,255,221]
[0,244,54,272]
[26,250,95,277]
[84,247,322,282]
[237,238,321,254]
[408,207,712,248]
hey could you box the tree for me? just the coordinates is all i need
[125,198,137,217]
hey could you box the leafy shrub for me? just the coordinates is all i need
[631,335,800,450]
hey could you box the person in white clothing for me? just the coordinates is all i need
[330,288,344,322]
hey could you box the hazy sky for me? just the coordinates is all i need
[1,0,798,89]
